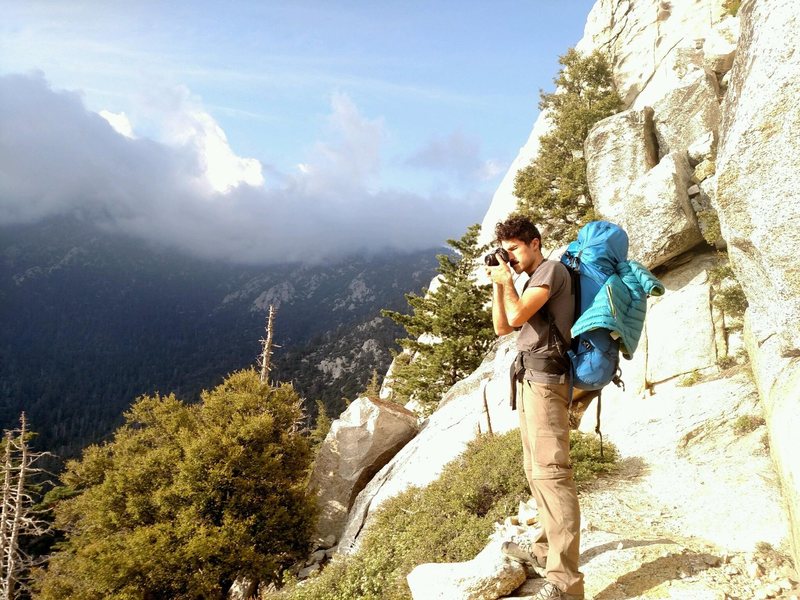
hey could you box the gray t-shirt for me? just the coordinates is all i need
[516,259,574,383]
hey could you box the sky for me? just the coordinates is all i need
[0,1,596,264]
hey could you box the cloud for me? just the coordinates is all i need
[405,130,505,182]
[0,73,485,264]
[99,110,134,138]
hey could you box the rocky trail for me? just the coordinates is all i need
[505,449,799,600]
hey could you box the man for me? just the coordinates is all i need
[486,214,584,600]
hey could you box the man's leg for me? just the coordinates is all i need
[520,379,584,597]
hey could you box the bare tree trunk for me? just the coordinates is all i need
[0,414,49,600]
[0,432,13,600]
[260,305,277,384]
[4,415,28,599]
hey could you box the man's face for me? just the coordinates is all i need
[500,237,539,274]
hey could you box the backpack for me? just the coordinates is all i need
[549,221,630,455]
[559,221,630,391]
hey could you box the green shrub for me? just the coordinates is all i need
[723,0,741,16]
[733,414,766,436]
[569,430,619,486]
[34,371,316,599]
[679,370,703,386]
[708,253,748,325]
[274,430,617,600]
[714,285,748,323]
[698,209,723,247]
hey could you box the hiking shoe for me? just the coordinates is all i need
[532,581,584,600]
[500,541,546,577]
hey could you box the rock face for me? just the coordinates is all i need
[714,0,800,565]
[406,540,526,600]
[577,0,727,106]
[645,255,720,383]
[715,0,800,354]
[308,396,419,544]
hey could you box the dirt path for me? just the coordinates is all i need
[506,457,799,600]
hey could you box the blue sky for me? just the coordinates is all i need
[0,1,596,263]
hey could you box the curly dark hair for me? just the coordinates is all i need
[494,214,541,245]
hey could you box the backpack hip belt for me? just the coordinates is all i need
[508,350,569,410]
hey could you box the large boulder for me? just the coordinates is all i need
[715,0,800,567]
[585,106,658,210]
[652,68,721,159]
[309,396,419,544]
[338,336,521,553]
[406,539,526,600]
[595,150,703,269]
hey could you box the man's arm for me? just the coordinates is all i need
[492,282,514,335]
[487,259,551,335]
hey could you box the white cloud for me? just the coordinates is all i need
[99,110,134,138]
[0,73,485,264]
[141,85,265,193]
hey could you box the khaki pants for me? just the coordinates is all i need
[518,379,584,596]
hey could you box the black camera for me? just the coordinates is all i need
[484,247,510,266]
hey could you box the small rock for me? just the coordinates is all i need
[318,534,337,549]
[407,540,526,600]
[309,549,327,564]
[748,561,764,579]
[688,184,701,195]
[616,542,624,550]
[298,563,320,579]
[704,555,722,567]
[518,500,538,526]
[693,159,716,183]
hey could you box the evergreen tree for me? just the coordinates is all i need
[309,400,332,454]
[514,48,623,246]
[382,224,494,414]
[361,370,381,399]
[33,370,315,599]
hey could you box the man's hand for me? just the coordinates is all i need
[485,253,514,286]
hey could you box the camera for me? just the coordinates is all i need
[484,247,510,266]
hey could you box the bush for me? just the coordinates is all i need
[34,371,316,599]
[723,0,741,16]
[274,430,617,600]
[733,414,766,436]
[679,370,703,387]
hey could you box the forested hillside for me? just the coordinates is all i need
[0,217,439,460]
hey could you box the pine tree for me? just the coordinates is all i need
[33,371,315,599]
[362,369,382,399]
[382,224,494,414]
[309,400,332,453]
[514,48,623,246]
